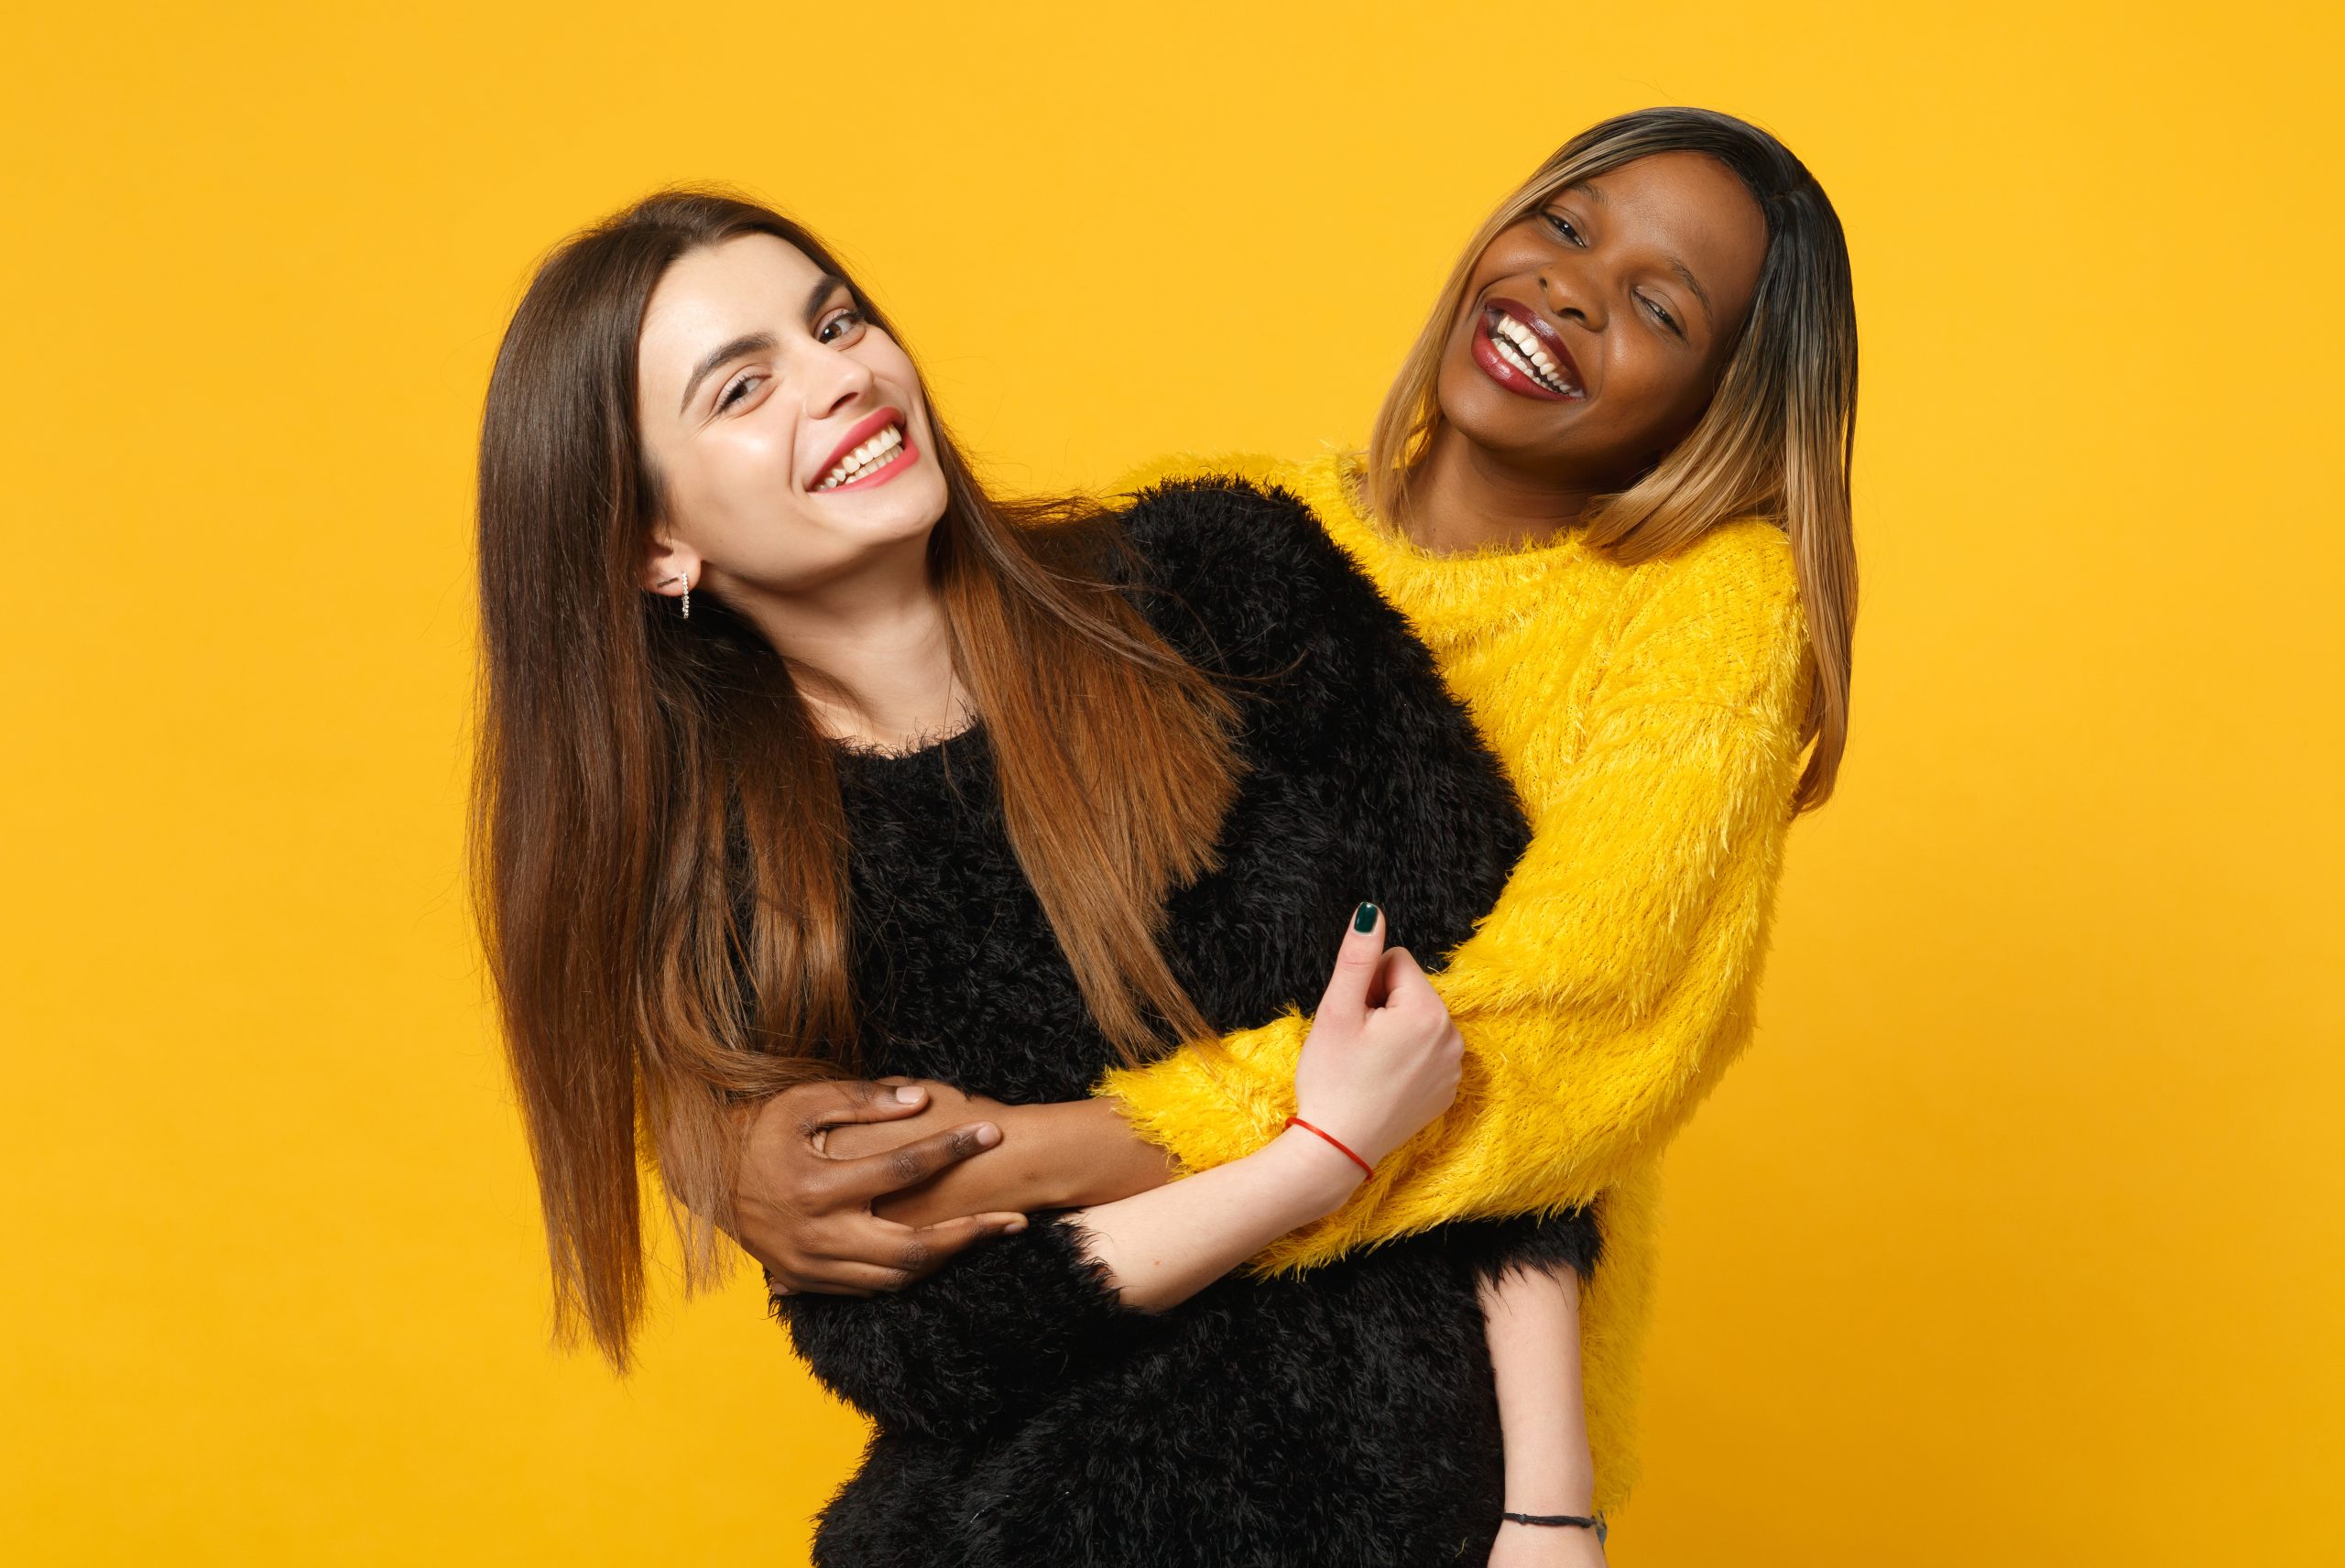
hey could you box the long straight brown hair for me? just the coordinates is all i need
[473,191,1240,1371]
[1370,107,1859,811]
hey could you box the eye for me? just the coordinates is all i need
[1541,210,1587,247]
[717,374,764,411]
[816,306,867,345]
[1640,295,1684,338]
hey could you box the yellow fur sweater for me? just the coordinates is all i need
[1096,450,1813,1514]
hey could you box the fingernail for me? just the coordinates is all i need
[1001,1216,1028,1234]
[894,1085,923,1104]
[1352,901,1380,933]
[974,1123,1001,1149]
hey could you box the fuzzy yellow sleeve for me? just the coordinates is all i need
[1096,525,1812,1271]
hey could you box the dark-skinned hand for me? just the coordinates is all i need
[736,1078,1026,1300]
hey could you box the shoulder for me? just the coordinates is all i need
[1118,470,1328,575]
[1623,517,1804,646]
[1105,449,1297,498]
[1606,518,1810,711]
[1637,517,1800,617]
[1113,473,1395,678]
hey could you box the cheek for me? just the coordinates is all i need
[1436,291,1510,392]
[704,421,796,501]
[864,334,928,409]
[667,428,797,547]
[1435,305,1475,370]
[1607,340,1707,439]
[1469,226,1551,286]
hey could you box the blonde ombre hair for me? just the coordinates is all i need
[1369,107,1858,811]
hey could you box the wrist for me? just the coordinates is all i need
[1269,1125,1369,1217]
[1283,1113,1380,1177]
[1501,1473,1596,1519]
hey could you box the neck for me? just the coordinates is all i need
[721,538,969,750]
[1406,427,1599,553]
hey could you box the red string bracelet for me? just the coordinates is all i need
[1283,1116,1375,1180]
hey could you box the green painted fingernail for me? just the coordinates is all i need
[1353,901,1380,933]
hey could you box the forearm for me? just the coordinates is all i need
[1104,1000,1718,1269]
[1072,1127,1362,1312]
[839,1096,1176,1228]
[1100,691,1806,1260]
[1104,789,1795,1266]
[1481,1265,1595,1517]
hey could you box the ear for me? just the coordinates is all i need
[642,531,703,599]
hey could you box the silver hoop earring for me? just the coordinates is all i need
[660,573,692,620]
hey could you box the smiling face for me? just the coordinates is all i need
[1433,151,1770,491]
[633,232,948,603]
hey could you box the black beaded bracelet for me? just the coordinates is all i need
[1501,1509,1599,1529]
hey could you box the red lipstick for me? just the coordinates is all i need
[1470,299,1585,403]
[813,407,918,493]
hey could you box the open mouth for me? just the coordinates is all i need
[1478,304,1583,399]
[814,409,916,492]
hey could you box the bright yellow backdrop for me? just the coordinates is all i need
[5,2,2339,1563]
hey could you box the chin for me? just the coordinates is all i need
[1434,362,1564,463]
[845,474,948,550]
[901,462,952,527]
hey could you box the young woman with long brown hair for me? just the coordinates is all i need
[735,105,1858,1560]
[476,188,1622,1563]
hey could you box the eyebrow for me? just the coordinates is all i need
[1562,181,1714,330]
[679,332,775,414]
[1669,258,1715,329]
[675,275,855,414]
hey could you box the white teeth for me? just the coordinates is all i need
[1488,314,1576,396]
[816,423,906,490]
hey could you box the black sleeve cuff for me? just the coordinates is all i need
[1441,1205,1605,1290]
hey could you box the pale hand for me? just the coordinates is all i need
[1290,904,1463,1171]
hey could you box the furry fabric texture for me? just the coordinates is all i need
[1096,452,1816,1515]
[780,477,1598,1566]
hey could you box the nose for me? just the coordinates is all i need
[1537,261,1606,332]
[795,335,878,422]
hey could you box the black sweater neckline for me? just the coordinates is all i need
[826,717,988,777]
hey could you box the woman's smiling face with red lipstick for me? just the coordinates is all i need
[1435,151,1769,490]
[635,232,947,598]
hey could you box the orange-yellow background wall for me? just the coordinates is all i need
[5,3,2339,1563]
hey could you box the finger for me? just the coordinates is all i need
[836,1120,1002,1196]
[1374,947,1438,1011]
[1364,941,1395,1008]
[1315,901,1388,1020]
[896,1213,1030,1279]
[802,1077,933,1134]
[791,1263,915,1296]
[758,1256,871,1299]
[806,1214,1027,1295]
[873,1213,1026,1288]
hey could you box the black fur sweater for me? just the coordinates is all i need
[780,478,1600,1566]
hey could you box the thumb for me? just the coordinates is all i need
[1314,901,1387,1022]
